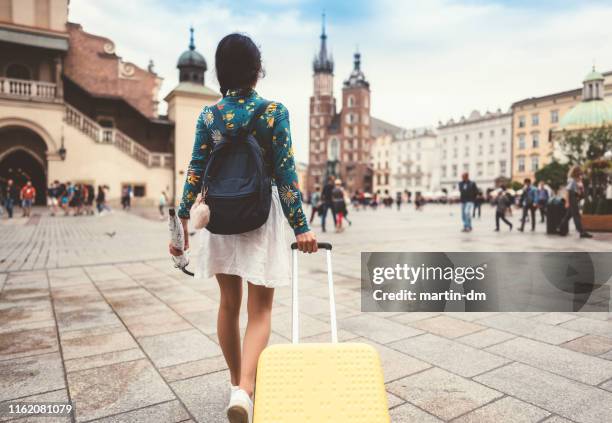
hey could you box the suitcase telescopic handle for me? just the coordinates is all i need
[291,242,338,344]
[290,242,332,250]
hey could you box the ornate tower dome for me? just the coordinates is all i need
[313,13,334,74]
[343,50,369,89]
[560,67,612,130]
[177,26,207,85]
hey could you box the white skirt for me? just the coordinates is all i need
[194,186,291,288]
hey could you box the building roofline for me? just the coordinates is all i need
[511,87,582,108]
[438,110,512,129]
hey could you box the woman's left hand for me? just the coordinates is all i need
[295,231,318,253]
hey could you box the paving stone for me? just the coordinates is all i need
[388,402,442,422]
[339,314,423,344]
[171,369,230,423]
[271,311,333,340]
[387,368,502,421]
[0,302,54,328]
[122,311,192,338]
[300,329,360,343]
[487,337,612,385]
[89,399,190,423]
[541,417,575,423]
[385,390,405,408]
[159,355,228,383]
[60,326,137,360]
[445,312,501,322]
[560,317,612,338]
[0,327,58,360]
[55,307,121,333]
[601,379,612,392]
[474,362,612,423]
[138,329,220,368]
[390,334,510,377]
[407,315,485,339]
[530,312,580,326]
[354,337,431,383]
[456,328,516,349]
[66,358,175,422]
[452,396,550,423]
[389,312,440,324]
[64,348,145,373]
[166,297,218,315]
[0,318,55,335]
[478,314,584,344]
[0,352,65,401]
[562,334,612,356]
[181,311,217,335]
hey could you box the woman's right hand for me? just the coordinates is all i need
[296,230,317,253]
[169,218,190,256]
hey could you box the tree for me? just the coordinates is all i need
[535,160,569,191]
[558,125,612,165]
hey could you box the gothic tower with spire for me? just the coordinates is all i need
[307,13,337,193]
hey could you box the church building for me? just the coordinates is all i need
[306,15,400,195]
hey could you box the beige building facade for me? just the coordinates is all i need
[0,0,219,206]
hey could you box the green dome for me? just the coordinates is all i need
[584,69,604,82]
[559,100,612,130]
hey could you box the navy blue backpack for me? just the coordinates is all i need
[202,101,272,235]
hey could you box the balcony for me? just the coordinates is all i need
[0,77,60,103]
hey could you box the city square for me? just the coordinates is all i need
[1,205,611,422]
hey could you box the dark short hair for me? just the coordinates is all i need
[524,178,531,184]
[215,33,263,96]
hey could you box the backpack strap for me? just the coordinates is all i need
[210,105,226,135]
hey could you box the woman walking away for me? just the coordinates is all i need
[169,33,316,423]
[558,165,592,238]
[494,186,513,231]
[332,179,347,232]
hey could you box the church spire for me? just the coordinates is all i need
[189,25,195,51]
[313,12,334,74]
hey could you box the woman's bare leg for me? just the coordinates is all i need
[239,282,274,397]
[216,274,243,386]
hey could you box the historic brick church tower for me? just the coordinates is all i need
[306,15,373,195]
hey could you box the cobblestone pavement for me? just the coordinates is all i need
[0,205,611,422]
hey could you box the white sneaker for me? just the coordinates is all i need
[227,388,253,423]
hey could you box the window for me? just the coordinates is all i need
[476,162,483,176]
[518,134,526,149]
[464,146,470,156]
[453,148,458,158]
[518,116,526,128]
[532,133,539,148]
[442,150,447,159]
[452,164,458,177]
[487,161,494,176]
[463,163,469,173]
[531,156,539,172]
[501,128,507,135]
[465,134,470,141]
[478,132,483,139]
[6,63,31,80]
[348,95,356,107]
[478,145,483,155]
[490,129,495,137]
[489,144,494,154]
[518,157,525,172]
[441,166,447,178]
[501,142,507,153]
[531,114,539,126]
[123,183,146,197]
[499,160,507,175]
[384,174,389,185]
[550,110,559,124]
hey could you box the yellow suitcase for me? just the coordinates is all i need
[253,243,390,423]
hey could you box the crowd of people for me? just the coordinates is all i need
[0,178,113,218]
[305,166,593,240]
[458,167,592,238]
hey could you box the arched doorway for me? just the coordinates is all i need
[0,127,48,205]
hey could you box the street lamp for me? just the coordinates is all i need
[58,125,67,161]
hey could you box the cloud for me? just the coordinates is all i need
[68,0,612,163]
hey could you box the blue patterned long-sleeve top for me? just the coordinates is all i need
[177,89,310,235]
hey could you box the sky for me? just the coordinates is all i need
[68,0,612,163]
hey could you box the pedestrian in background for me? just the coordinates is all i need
[20,180,36,218]
[558,165,592,238]
[519,178,538,232]
[473,190,484,219]
[537,181,549,223]
[321,175,336,232]
[4,179,17,219]
[332,179,347,232]
[396,191,403,211]
[309,185,321,224]
[458,172,478,232]
[159,190,168,219]
[494,186,513,231]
